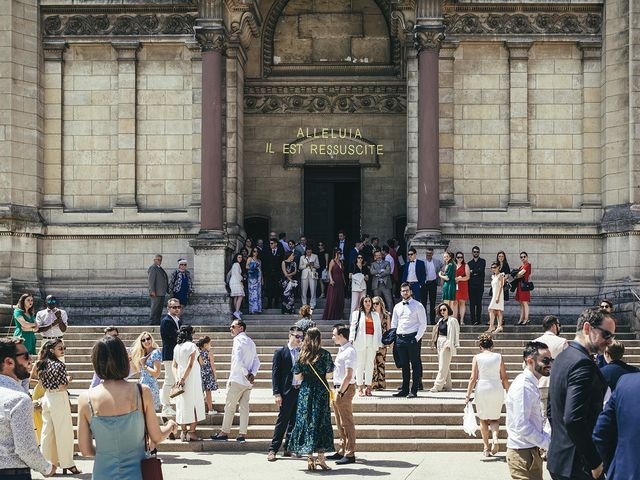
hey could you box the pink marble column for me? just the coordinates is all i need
[415,28,445,235]
[198,33,224,231]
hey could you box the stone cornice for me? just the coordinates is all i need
[43,13,196,37]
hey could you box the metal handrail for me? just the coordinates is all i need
[629,288,640,303]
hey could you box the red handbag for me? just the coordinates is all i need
[137,384,164,480]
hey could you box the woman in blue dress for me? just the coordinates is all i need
[196,336,218,413]
[169,258,194,306]
[288,327,335,470]
[77,335,178,480]
[245,247,263,314]
[130,331,162,411]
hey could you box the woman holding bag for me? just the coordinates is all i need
[349,296,383,396]
[514,252,532,325]
[429,303,460,393]
[349,254,369,312]
[78,335,177,479]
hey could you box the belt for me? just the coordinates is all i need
[509,446,539,451]
[397,332,418,338]
[42,336,64,340]
[0,468,30,475]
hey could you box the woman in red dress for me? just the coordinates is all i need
[514,251,532,325]
[322,248,345,320]
[454,252,471,325]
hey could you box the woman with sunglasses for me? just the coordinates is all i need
[371,296,391,390]
[495,251,511,302]
[37,339,81,475]
[317,242,329,298]
[454,252,471,325]
[439,251,456,307]
[227,252,246,319]
[514,252,532,325]
[246,247,263,314]
[349,254,370,313]
[349,296,383,396]
[429,303,460,393]
[464,334,510,457]
[131,332,162,411]
[487,262,507,333]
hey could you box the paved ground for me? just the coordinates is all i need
[32,451,553,479]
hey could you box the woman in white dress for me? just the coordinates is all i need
[227,253,245,319]
[487,262,507,333]
[172,325,206,441]
[349,296,383,396]
[464,334,510,457]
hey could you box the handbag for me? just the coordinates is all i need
[521,281,534,292]
[462,402,478,437]
[137,384,164,480]
[169,384,184,399]
[381,328,397,346]
[309,363,335,405]
[311,269,319,280]
[321,268,328,282]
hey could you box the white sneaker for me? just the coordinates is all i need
[233,311,242,319]
[161,406,176,416]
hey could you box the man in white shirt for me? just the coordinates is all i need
[505,341,553,480]
[327,324,358,465]
[532,315,568,416]
[0,338,56,478]
[391,282,427,398]
[212,320,260,442]
[36,295,68,341]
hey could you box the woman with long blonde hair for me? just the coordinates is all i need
[371,296,391,390]
[131,332,162,411]
[288,327,335,470]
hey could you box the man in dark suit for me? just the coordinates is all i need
[600,340,639,391]
[263,238,284,309]
[159,298,182,416]
[401,248,426,302]
[547,307,616,480]
[422,247,443,325]
[147,254,169,324]
[592,372,640,480]
[335,230,351,290]
[267,326,303,461]
[467,246,486,325]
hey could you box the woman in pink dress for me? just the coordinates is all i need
[454,252,470,325]
[514,252,532,325]
[322,248,345,320]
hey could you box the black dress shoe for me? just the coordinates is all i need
[396,386,403,391]
[335,456,356,465]
[407,392,417,399]
[393,391,409,397]
[326,453,343,460]
[417,383,424,391]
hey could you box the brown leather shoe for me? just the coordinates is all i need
[282,451,293,457]
[267,451,277,462]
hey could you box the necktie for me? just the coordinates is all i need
[273,249,276,255]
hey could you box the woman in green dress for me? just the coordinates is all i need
[13,293,38,354]
[288,327,335,471]
[439,251,457,306]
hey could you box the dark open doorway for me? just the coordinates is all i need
[304,166,361,246]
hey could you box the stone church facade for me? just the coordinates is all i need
[1,0,639,323]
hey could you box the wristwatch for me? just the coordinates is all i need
[338,391,345,398]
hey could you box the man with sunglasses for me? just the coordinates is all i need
[505,341,553,480]
[533,315,568,416]
[547,307,616,480]
[267,327,304,462]
[159,298,183,416]
[0,338,56,479]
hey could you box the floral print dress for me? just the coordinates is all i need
[139,348,162,411]
[199,349,218,391]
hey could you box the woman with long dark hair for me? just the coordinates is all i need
[38,339,80,474]
[288,327,335,470]
[246,247,263,314]
[13,292,38,354]
[439,251,456,306]
[349,254,369,313]
[454,252,471,325]
[227,252,246,319]
[322,248,345,320]
[172,325,205,441]
[514,251,532,325]
[349,296,383,396]
[429,303,460,393]
[495,251,511,302]
[281,250,298,314]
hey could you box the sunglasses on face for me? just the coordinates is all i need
[593,325,614,340]
[56,346,66,351]
[456,256,463,259]
[373,301,380,305]
[472,251,479,254]
[169,305,181,309]
[439,308,448,312]
[520,255,527,259]
[539,357,554,365]
[142,337,152,342]
[291,334,303,340]
[357,256,363,259]
[15,351,30,360]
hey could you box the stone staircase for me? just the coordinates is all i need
[36,312,640,452]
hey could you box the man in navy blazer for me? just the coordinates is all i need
[267,326,303,461]
[547,307,616,480]
[159,298,182,416]
[593,372,640,480]
[401,248,426,301]
[600,340,639,391]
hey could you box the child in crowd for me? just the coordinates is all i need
[197,336,218,414]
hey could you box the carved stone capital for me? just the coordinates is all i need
[414,26,445,53]
[195,27,225,53]
[112,40,140,61]
[43,39,67,62]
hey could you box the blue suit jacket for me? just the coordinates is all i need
[401,259,426,285]
[600,360,639,390]
[160,314,182,361]
[593,372,640,480]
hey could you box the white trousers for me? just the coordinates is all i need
[433,336,452,390]
[355,334,377,386]
[41,390,75,468]
[351,290,366,313]
[160,360,176,408]
[301,276,317,308]
[221,381,253,435]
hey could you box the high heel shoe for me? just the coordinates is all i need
[491,440,499,455]
[307,457,317,471]
[315,459,332,471]
[180,431,187,441]
[494,325,503,333]
[365,386,372,396]
[62,466,82,475]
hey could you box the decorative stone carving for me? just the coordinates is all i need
[414,28,445,52]
[244,93,406,114]
[195,28,225,53]
[444,13,602,35]
[43,14,196,36]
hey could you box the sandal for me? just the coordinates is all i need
[482,449,491,458]
[365,387,372,396]
[180,431,187,442]
[62,466,82,475]
[491,440,499,455]
[186,432,201,442]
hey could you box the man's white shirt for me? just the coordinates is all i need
[228,332,260,387]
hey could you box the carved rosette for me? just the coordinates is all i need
[244,93,406,114]
[414,27,445,52]
[42,14,196,36]
[195,28,225,53]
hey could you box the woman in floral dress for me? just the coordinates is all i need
[196,336,218,413]
[280,250,298,314]
[169,259,194,307]
[130,331,162,411]
[288,327,334,470]
[246,247,263,314]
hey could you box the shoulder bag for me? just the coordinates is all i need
[521,281,534,292]
[137,384,164,480]
[309,363,336,405]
